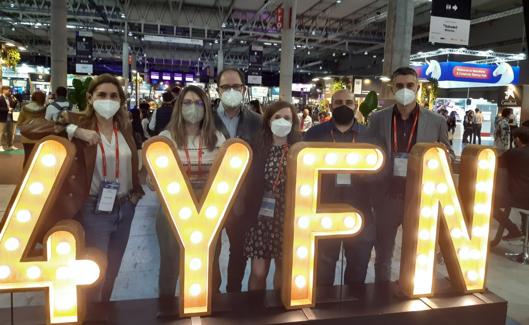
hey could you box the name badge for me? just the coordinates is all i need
[96,181,120,213]
[393,153,409,177]
[336,174,352,186]
[258,191,276,218]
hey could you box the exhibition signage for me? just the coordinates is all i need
[248,44,264,85]
[429,0,472,46]
[415,60,520,88]
[75,31,93,74]
[0,136,497,323]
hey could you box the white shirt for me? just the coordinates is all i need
[141,118,150,139]
[89,130,133,197]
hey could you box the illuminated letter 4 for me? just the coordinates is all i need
[282,143,384,309]
[0,136,103,324]
[400,144,496,297]
[144,137,251,317]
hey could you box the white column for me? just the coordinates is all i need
[50,0,68,90]
[279,0,297,102]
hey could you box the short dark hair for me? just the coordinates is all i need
[216,67,245,86]
[1,86,10,91]
[56,86,67,97]
[501,108,512,118]
[171,86,181,96]
[513,127,529,145]
[391,67,418,81]
[475,108,480,112]
[162,91,174,103]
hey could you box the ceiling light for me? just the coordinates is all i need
[337,0,342,3]
[5,42,15,47]
[332,52,336,57]
[364,51,368,55]
[18,46,26,51]
[342,52,346,56]
[380,76,391,82]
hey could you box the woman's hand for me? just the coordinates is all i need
[74,128,101,145]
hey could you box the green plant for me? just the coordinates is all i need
[68,77,92,111]
[331,79,345,93]
[359,90,378,123]
[420,78,439,109]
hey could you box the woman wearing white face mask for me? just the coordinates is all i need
[20,74,144,308]
[152,85,226,307]
[243,101,302,290]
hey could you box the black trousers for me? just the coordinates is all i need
[213,219,247,293]
[472,124,482,144]
[463,127,473,143]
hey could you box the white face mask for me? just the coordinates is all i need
[270,118,292,137]
[182,104,205,124]
[93,99,120,120]
[221,89,243,108]
[394,88,417,106]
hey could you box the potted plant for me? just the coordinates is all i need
[358,90,378,124]
[68,77,92,111]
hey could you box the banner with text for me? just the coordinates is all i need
[429,0,472,46]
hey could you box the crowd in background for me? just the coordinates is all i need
[0,66,527,317]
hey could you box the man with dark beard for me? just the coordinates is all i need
[304,89,375,286]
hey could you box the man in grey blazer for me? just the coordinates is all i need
[366,67,451,283]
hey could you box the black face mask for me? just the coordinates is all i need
[332,105,355,125]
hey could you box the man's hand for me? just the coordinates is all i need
[74,128,100,145]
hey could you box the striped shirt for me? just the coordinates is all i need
[159,130,226,195]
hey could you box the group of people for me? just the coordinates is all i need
[13,65,528,317]
[462,108,484,145]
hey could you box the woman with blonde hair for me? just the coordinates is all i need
[153,85,226,305]
[21,74,144,306]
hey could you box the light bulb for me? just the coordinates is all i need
[303,154,316,165]
[297,216,310,229]
[416,254,429,265]
[474,204,487,214]
[478,160,489,170]
[56,242,71,255]
[321,216,333,229]
[324,153,338,165]
[190,258,202,271]
[366,153,378,166]
[167,182,180,194]
[450,228,462,239]
[421,207,432,217]
[444,205,455,216]
[55,293,76,311]
[427,159,439,170]
[436,183,448,194]
[4,237,20,251]
[466,270,478,282]
[299,185,312,197]
[205,206,218,219]
[470,249,481,260]
[476,182,489,192]
[230,156,243,168]
[41,154,57,167]
[29,182,44,195]
[156,156,169,168]
[458,247,471,260]
[16,210,31,223]
[472,226,485,237]
[423,182,435,195]
[346,153,360,165]
[75,260,100,285]
[344,216,355,229]
[179,207,192,220]
[0,265,11,279]
[190,283,201,296]
[419,230,430,240]
[217,182,229,194]
[296,246,308,259]
[294,275,306,289]
[55,267,71,280]
[27,266,41,279]
[190,231,203,244]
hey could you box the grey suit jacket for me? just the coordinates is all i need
[366,105,452,182]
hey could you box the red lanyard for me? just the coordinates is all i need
[392,109,419,153]
[96,125,120,181]
[272,144,288,194]
[183,139,203,177]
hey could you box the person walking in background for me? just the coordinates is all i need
[473,108,483,144]
[366,67,451,283]
[45,86,72,121]
[244,101,301,290]
[305,89,375,286]
[213,67,262,293]
[152,85,226,313]
[139,101,151,140]
[17,90,47,166]
[249,99,262,114]
[0,86,18,151]
[495,108,512,154]
[21,74,144,312]
[149,91,174,135]
[299,108,313,132]
[447,111,457,146]
[462,110,474,144]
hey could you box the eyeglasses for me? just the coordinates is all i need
[218,84,244,92]
[182,99,205,107]
[333,99,355,106]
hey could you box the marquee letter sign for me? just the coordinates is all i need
[143,137,251,317]
[281,143,385,309]
[400,144,496,297]
[0,136,103,324]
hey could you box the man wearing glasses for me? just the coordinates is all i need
[213,67,262,293]
[304,89,375,287]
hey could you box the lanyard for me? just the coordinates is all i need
[272,144,288,194]
[183,139,203,177]
[392,108,419,153]
[96,125,120,181]
[330,121,356,143]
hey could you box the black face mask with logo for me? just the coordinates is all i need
[332,105,355,125]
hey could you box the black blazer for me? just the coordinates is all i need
[0,96,15,123]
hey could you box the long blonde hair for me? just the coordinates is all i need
[83,74,130,131]
[165,85,217,151]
